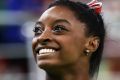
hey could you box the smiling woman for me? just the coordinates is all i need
[32,0,105,80]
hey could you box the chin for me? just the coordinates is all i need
[37,60,62,70]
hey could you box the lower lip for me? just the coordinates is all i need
[36,52,57,59]
[38,52,56,56]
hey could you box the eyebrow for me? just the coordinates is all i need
[35,19,70,27]
[35,21,44,26]
[53,19,70,24]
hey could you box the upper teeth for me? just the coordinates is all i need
[39,49,55,54]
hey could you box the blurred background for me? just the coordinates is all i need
[0,0,120,80]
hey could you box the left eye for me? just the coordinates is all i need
[52,25,68,33]
[33,27,43,36]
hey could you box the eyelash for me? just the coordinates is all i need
[52,25,68,33]
[33,25,68,36]
[33,27,43,36]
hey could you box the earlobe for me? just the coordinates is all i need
[85,36,100,54]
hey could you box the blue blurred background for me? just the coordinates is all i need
[0,0,120,80]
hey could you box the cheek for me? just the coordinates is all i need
[32,38,38,59]
[61,35,86,52]
[32,37,37,50]
[57,36,86,62]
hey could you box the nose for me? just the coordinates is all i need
[37,28,53,45]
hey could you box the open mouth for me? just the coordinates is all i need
[39,48,56,54]
[35,47,59,55]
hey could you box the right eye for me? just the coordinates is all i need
[33,27,43,36]
[52,25,68,34]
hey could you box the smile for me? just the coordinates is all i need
[39,48,56,54]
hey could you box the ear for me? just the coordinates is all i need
[85,36,100,54]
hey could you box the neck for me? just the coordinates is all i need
[45,62,90,80]
[46,72,89,80]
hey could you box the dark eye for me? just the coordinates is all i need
[33,27,43,36]
[53,25,68,34]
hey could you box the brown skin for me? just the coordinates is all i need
[32,6,100,80]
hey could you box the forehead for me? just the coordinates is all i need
[38,6,77,22]
[38,6,87,34]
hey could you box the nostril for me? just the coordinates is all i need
[41,39,50,45]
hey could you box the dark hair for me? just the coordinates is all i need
[48,0,105,78]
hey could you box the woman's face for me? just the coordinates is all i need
[32,6,90,69]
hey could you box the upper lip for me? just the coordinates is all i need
[35,46,60,54]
